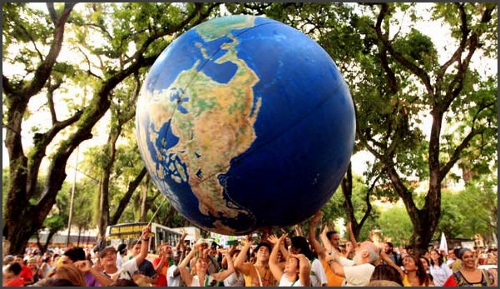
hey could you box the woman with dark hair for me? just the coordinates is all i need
[369,264,404,286]
[443,248,494,287]
[222,247,245,287]
[401,254,432,286]
[287,235,327,286]
[268,233,311,286]
[419,255,434,283]
[429,249,452,286]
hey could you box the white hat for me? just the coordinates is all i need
[195,238,208,246]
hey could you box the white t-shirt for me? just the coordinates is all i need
[446,258,455,267]
[279,274,304,287]
[223,271,245,287]
[191,275,216,287]
[310,258,327,286]
[338,257,374,286]
[119,257,139,280]
[166,264,181,287]
[430,263,453,286]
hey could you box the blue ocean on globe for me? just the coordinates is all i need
[136,15,355,235]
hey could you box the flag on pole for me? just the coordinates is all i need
[439,232,448,255]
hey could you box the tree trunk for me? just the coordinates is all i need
[77,227,82,247]
[341,164,376,242]
[97,178,109,240]
[2,3,216,255]
[109,167,148,225]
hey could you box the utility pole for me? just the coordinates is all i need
[66,146,79,247]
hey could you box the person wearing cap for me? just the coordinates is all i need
[234,234,278,286]
[190,238,221,275]
[3,255,15,272]
[99,245,124,282]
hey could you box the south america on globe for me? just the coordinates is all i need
[135,15,355,236]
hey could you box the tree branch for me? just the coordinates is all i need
[23,3,76,98]
[374,3,434,99]
[47,78,63,124]
[28,109,84,195]
[442,4,495,111]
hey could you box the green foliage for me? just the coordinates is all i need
[42,214,65,233]
[392,28,438,70]
[436,177,498,241]
[375,204,413,246]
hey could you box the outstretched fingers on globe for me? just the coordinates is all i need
[311,211,322,223]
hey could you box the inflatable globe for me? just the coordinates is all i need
[136,15,355,235]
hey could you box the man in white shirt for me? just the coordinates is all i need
[446,248,456,268]
[120,226,151,280]
[166,249,183,287]
[325,240,379,286]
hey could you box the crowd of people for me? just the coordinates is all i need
[2,215,498,287]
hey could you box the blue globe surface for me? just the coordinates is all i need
[136,15,355,235]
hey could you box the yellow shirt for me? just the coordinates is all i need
[321,258,344,286]
[241,263,277,287]
[403,274,431,287]
[402,274,412,286]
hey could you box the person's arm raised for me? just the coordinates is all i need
[379,249,404,278]
[320,223,333,252]
[135,225,151,267]
[296,253,312,287]
[308,211,326,259]
[176,229,188,251]
[212,249,234,282]
[268,233,286,282]
[346,221,358,248]
[234,235,253,275]
[178,245,197,286]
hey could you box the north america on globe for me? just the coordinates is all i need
[136,15,355,235]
